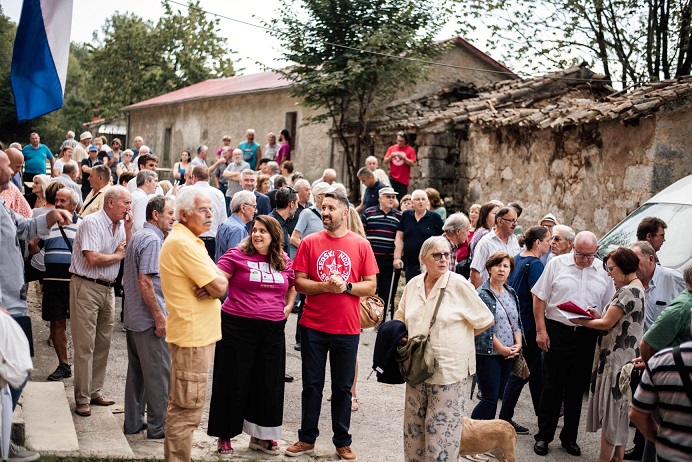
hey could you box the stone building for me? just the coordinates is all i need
[368,63,692,236]
[120,37,514,182]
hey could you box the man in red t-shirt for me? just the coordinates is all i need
[287,190,378,461]
[383,131,417,199]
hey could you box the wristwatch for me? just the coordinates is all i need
[344,282,353,294]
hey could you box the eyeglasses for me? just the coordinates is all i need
[243,203,257,209]
[605,265,618,273]
[431,252,450,261]
[499,217,517,225]
[195,207,213,214]
[550,236,563,242]
[575,252,597,259]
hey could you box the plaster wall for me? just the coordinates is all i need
[126,89,331,182]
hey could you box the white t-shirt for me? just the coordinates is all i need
[53,158,79,175]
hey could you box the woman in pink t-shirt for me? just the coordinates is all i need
[208,215,296,455]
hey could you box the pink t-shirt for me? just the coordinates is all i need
[217,247,295,321]
[293,230,379,335]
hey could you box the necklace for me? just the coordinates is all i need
[628,276,640,284]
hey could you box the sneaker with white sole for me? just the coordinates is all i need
[285,440,315,457]
[336,445,357,460]
[9,441,40,462]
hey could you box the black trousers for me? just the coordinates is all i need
[201,237,216,261]
[535,319,597,444]
[403,256,421,281]
[389,177,408,199]
[375,256,400,320]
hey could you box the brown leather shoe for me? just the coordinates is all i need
[75,403,91,416]
[90,396,115,406]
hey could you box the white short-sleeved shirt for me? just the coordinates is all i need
[395,271,494,384]
[644,265,685,330]
[69,209,126,281]
[53,158,79,175]
[531,253,615,326]
[470,229,521,284]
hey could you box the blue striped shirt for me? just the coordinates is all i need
[362,206,401,258]
[43,213,82,266]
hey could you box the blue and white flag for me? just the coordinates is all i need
[10,0,73,122]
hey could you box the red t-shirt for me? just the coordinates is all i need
[384,144,416,185]
[217,248,295,322]
[293,230,379,335]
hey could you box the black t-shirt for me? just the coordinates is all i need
[398,209,444,257]
[362,180,386,211]
[80,157,102,196]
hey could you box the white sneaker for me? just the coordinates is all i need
[9,441,40,462]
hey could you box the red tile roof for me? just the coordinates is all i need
[121,71,289,111]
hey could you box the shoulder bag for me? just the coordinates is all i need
[672,345,692,404]
[396,283,447,385]
[493,289,530,380]
[360,295,384,329]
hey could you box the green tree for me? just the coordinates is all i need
[454,0,692,87]
[91,0,235,117]
[267,0,446,200]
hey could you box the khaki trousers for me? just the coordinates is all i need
[70,277,115,405]
[164,343,215,462]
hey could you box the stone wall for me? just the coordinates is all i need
[450,113,692,236]
[126,88,331,182]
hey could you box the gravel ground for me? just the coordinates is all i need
[26,281,635,461]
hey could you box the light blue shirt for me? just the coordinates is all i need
[215,214,248,262]
[644,265,685,330]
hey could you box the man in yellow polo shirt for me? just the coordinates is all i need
[160,188,228,462]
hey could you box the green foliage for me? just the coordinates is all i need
[90,0,235,118]
[267,0,446,199]
[1,0,234,149]
[453,0,692,87]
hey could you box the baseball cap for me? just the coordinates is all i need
[88,145,98,152]
[312,182,334,195]
[378,186,398,197]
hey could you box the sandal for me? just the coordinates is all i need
[217,438,233,455]
[249,437,279,455]
[351,397,359,412]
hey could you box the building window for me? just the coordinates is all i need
[164,127,172,164]
[285,112,298,149]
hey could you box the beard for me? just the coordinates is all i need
[323,215,342,232]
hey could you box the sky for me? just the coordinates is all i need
[2,0,465,76]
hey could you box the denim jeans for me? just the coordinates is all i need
[471,354,512,420]
[499,330,543,421]
[298,326,359,447]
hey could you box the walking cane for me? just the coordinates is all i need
[385,268,401,321]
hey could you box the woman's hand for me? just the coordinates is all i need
[400,336,408,345]
[585,306,602,319]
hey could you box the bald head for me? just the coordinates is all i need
[574,231,597,247]
[6,148,23,173]
[573,231,599,268]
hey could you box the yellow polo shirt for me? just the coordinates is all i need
[160,223,222,347]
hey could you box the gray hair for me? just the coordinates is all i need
[9,142,22,150]
[267,161,280,174]
[174,188,200,221]
[684,265,692,291]
[62,163,76,175]
[411,189,428,200]
[230,190,256,213]
[443,212,470,234]
[357,167,374,178]
[241,168,256,177]
[631,240,656,257]
[419,236,451,274]
[146,196,173,220]
[246,128,256,135]
[553,224,575,242]
[66,130,75,138]
[104,185,128,204]
[197,145,208,155]
[139,145,150,155]
[293,178,310,192]
[59,187,80,207]
[136,169,158,187]
[233,148,243,156]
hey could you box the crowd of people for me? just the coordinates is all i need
[0,127,691,462]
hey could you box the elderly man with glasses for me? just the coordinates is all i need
[530,231,615,457]
[469,206,521,288]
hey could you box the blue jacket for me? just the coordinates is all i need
[474,281,523,355]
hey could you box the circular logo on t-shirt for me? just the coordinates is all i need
[391,150,405,166]
[316,249,352,282]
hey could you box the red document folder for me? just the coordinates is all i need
[557,301,596,319]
